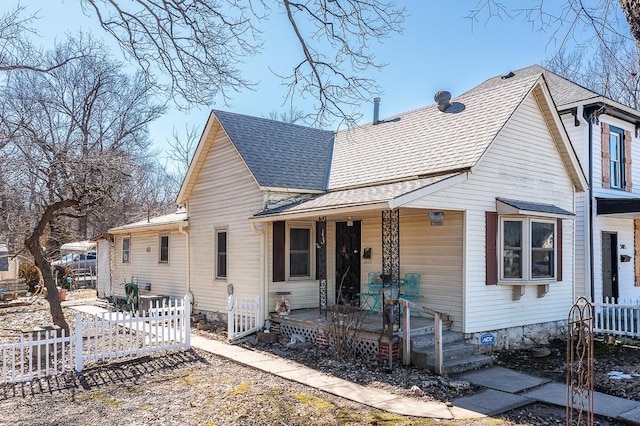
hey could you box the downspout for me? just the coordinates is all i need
[251,222,267,323]
[178,223,192,300]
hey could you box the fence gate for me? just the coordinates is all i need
[566,296,594,426]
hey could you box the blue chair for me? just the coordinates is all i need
[400,273,421,306]
[357,272,382,312]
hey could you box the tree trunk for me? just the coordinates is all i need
[25,239,69,332]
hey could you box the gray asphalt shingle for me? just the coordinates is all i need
[213,110,334,190]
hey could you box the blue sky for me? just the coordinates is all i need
[13,2,605,156]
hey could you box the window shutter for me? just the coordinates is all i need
[635,220,640,286]
[556,219,563,282]
[602,123,611,189]
[486,212,498,285]
[272,221,285,282]
[625,130,633,192]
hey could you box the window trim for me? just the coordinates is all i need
[609,125,625,190]
[122,236,131,264]
[159,234,169,264]
[285,222,314,280]
[498,216,557,284]
[214,227,228,280]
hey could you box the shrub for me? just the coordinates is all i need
[18,262,41,292]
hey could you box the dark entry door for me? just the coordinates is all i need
[335,221,361,305]
[602,232,619,301]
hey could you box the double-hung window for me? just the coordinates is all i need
[159,235,169,263]
[215,229,227,279]
[609,126,625,189]
[122,236,130,264]
[289,227,311,278]
[500,218,555,282]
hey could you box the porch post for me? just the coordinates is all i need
[382,210,400,282]
[317,217,328,320]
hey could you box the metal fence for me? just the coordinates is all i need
[1,295,191,384]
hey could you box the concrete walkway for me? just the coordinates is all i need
[68,303,640,422]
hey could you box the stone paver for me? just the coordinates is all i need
[452,389,533,416]
[458,366,550,393]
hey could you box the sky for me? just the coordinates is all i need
[10,1,614,159]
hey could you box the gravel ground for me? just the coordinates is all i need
[0,295,636,425]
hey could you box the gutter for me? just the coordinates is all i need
[251,222,267,323]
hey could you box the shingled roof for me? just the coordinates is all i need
[327,71,544,190]
[213,110,334,191]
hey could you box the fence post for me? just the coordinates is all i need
[75,314,83,373]
[227,295,235,340]
[184,294,191,349]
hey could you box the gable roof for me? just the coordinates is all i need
[491,65,640,122]
[177,111,334,203]
[328,71,586,191]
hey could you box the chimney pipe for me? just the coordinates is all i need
[373,97,380,124]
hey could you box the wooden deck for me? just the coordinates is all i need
[269,307,436,335]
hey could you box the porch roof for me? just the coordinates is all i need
[252,173,461,221]
[596,197,640,219]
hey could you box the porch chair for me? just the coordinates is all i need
[357,272,382,313]
[400,273,421,314]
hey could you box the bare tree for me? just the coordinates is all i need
[0,35,164,330]
[467,1,636,51]
[267,107,307,124]
[545,38,640,109]
[22,0,405,127]
[165,125,199,188]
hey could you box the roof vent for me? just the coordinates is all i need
[373,97,380,124]
[501,71,515,80]
[434,91,451,112]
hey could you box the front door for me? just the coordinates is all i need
[335,221,361,305]
[602,232,619,301]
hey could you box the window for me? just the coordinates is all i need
[215,229,227,279]
[609,126,624,189]
[122,236,130,263]
[159,235,169,263]
[289,227,311,277]
[602,123,632,191]
[500,218,555,282]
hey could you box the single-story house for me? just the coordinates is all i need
[105,68,588,348]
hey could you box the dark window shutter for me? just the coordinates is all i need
[625,130,633,192]
[556,219,563,282]
[273,221,285,282]
[486,212,498,285]
[602,123,611,189]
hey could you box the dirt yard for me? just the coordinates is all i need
[0,296,635,425]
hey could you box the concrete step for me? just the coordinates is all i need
[411,339,494,375]
[410,330,464,350]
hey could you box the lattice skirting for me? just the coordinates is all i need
[275,321,380,357]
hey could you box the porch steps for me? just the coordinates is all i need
[409,330,493,375]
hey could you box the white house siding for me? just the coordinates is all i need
[406,91,576,335]
[361,216,383,283]
[561,114,590,299]
[111,230,186,299]
[589,115,640,302]
[186,127,264,314]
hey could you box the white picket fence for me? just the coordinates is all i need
[1,295,191,384]
[227,294,261,341]
[594,297,640,338]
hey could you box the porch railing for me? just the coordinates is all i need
[398,298,451,374]
[594,297,640,338]
[227,295,262,341]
